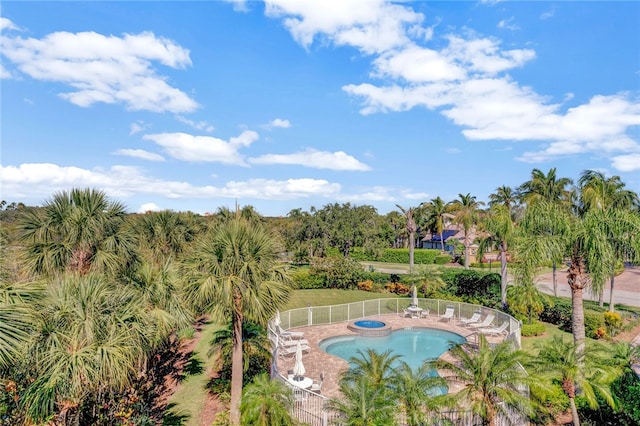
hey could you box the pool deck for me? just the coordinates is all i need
[276,313,507,398]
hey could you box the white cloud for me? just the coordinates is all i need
[264,0,423,54]
[445,147,461,154]
[1,28,198,113]
[497,17,519,31]
[143,130,259,165]
[249,148,371,171]
[266,118,291,129]
[611,153,640,172]
[129,121,148,135]
[337,186,428,203]
[0,163,342,201]
[225,0,250,13]
[139,202,161,213]
[175,115,215,132]
[0,64,12,78]
[113,149,165,162]
[540,8,555,20]
[0,17,20,32]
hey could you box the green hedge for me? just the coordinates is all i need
[521,322,545,337]
[329,247,441,264]
[434,255,452,265]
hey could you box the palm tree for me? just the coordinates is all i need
[18,188,138,277]
[477,204,515,309]
[240,373,295,426]
[515,201,639,356]
[131,210,201,265]
[423,197,450,253]
[327,374,397,426]
[518,168,574,292]
[209,320,272,385]
[342,348,401,389]
[389,361,446,426]
[449,193,484,269]
[21,274,149,424]
[527,337,617,426]
[430,336,532,426]
[507,279,549,324]
[488,185,519,215]
[396,205,417,273]
[181,217,292,425]
[0,280,41,368]
[578,170,640,310]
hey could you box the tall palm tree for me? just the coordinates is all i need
[396,205,418,273]
[181,217,292,425]
[18,188,138,277]
[488,185,519,214]
[449,193,484,269]
[423,197,450,253]
[477,204,515,309]
[578,170,640,310]
[389,361,446,426]
[527,337,617,426]
[240,373,295,426]
[430,336,532,426]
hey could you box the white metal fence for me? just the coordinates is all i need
[271,298,527,426]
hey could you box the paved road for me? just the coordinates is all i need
[535,266,640,308]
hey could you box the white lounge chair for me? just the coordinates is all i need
[278,336,310,347]
[459,312,482,326]
[439,307,455,322]
[279,342,310,357]
[479,321,509,336]
[277,324,305,339]
[468,314,495,329]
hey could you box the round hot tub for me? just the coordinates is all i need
[347,319,392,336]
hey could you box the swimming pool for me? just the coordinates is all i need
[319,327,466,371]
[353,320,386,328]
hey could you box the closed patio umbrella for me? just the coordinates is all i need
[274,310,281,329]
[293,341,305,380]
[412,285,418,306]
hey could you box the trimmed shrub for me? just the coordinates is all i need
[540,297,572,330]
[604,311,623,337]
[291,268,325,289]
[584,310,605,339]
[357,280,373,292]
[434,255,452,265]
[385,282,410,295]
[521,322,545,337]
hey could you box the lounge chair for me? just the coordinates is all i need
[459,312,482,326]
[278,342,310,357]
[277,324,305,339]
[479,321,509,336]
[468,313,495,329]
[278,336,310,347]
[439,307,455,322]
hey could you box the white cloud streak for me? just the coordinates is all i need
[143,130,259,165]
[113,149,165,162]
[249,148,371,171]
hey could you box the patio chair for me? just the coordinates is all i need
[278,342,310,357]
[468,314,495,329]
[278,336,310,348]
[293,387,308,403]
[419,308,431,319]
[459,312,482,326]
[277,324,305,339]
[310,372,324,394]
[439,306,455,322]
[479,321,509,336]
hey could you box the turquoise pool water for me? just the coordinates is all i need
[319,327,466,371]
[353,320,386,328]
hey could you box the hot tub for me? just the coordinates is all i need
[347,319,392,336]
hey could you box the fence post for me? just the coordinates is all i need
[307,304,313,326]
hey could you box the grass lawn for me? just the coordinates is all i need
[284,288,401,310]
[164,321,223,426]
[520,322,574,354]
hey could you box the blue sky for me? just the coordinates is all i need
[2,1,639,216]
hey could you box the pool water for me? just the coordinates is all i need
[353,320,386,328]
[320,328,466,371]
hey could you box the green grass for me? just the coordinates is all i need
[283,288,401,310]
[520,322,574,354]
[164,320,224,426]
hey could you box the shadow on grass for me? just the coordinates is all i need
[181,354,204,378]
[162,402,190,426]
